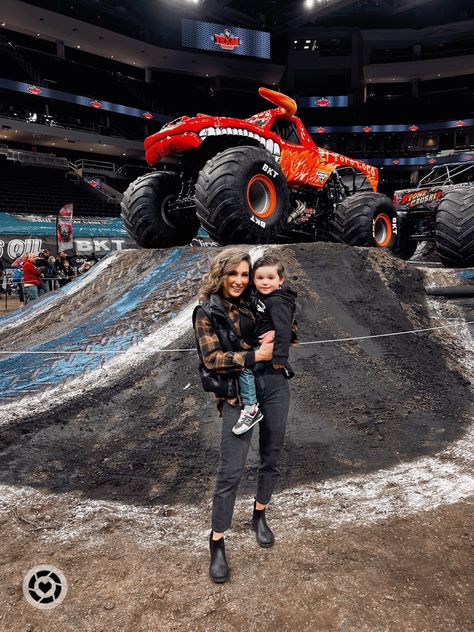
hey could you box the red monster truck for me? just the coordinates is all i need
[121,88,396,248]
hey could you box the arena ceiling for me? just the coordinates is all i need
[15,0,474,35]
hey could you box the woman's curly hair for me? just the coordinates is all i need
[199,247,252,301]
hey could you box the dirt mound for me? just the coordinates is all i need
[1,243,473,631]
[0,243,471,505]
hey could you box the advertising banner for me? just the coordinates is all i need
[56,203,74,253]
[0,213,138,265]
[181,19,270,59]
[299,96,349,108]
[0,77,171,123]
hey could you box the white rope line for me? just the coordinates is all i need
[0,320,472,355]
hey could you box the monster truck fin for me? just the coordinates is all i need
[259,87,297,117]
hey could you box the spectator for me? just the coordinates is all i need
[56,251,72,268]
[78,261,92,274]
[58,259,75,287]
[11,264,25,305]
[35,249,52,295]
[45,256,60,291]
[11,254,26,268]
[23,253,44,304]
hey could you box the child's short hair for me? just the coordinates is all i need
[252,254,285,277]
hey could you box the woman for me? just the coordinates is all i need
[194,247,291,584]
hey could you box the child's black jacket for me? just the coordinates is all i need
[257,286,297,371]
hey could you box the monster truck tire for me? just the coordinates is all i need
[195,146,289,245]
[435,190,474,267]
[121,171,198,248]
[329,191,397,249]
[391,226,418,260]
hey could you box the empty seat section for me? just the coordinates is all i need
[0,160,120,217]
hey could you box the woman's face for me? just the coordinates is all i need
[222,260,250,299]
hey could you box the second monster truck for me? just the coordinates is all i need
[121,87,398,249]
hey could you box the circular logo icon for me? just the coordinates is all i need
[23,565,68,609]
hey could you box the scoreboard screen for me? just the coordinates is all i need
[181,19,270,59]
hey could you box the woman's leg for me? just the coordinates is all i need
[211,402,255,533]
[255,372,290,505]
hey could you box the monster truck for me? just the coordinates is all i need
[121,87,395,249]
[393,163,474,267]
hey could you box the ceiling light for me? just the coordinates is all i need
[1,22,5,27]
[36,33,40,36]
[77,45,81,48]
[111,55,114,58]
[304,0,315,8]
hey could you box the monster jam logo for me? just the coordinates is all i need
[401,189,443,207]
[213,28,240,51]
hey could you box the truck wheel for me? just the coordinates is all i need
[435,190,474,267]
[391,215,418,260]
[121,171,198,248]
[195,146,289,244]
[392,235,418,260]
[329,191,397,248]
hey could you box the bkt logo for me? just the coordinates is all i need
[213,28,240,51]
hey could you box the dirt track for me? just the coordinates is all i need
[0,243,472,631]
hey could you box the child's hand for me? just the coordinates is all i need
[272,363,285,369]
[259,330,275,344]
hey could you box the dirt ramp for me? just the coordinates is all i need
[0,248,215,402]
[0,244,471,507]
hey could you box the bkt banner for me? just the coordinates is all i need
[0,213,138,265]
[0,236,138,265]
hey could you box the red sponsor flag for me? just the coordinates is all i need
[56,203,74,253]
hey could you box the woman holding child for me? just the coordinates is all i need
[193,247,297,583]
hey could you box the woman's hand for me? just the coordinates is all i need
[259,330,275,344]
[255,342,273,362]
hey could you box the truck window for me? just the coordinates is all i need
[270,119,301,145]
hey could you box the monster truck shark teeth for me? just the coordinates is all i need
[198,127,281,161]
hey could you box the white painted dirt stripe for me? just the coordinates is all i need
[0,253,118,334]
[0,246,266,419]
[0,300,197,424]
[0,422,472,550]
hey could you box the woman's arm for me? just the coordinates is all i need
[194,308,256,374]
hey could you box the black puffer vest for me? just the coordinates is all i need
[193,293,246,398]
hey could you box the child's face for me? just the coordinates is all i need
[253,265,283,295]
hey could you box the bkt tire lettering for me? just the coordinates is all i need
[250,215,267,228]
[262,164,278,178]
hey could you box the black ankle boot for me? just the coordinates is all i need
[209,531,229,583]
[252,500,275,548]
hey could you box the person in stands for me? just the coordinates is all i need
[23,253,44,304]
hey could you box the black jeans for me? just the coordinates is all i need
[211,369,290,533]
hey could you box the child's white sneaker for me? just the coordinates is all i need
[232,405,263,435]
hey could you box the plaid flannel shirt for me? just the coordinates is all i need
[194,299,256,412]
